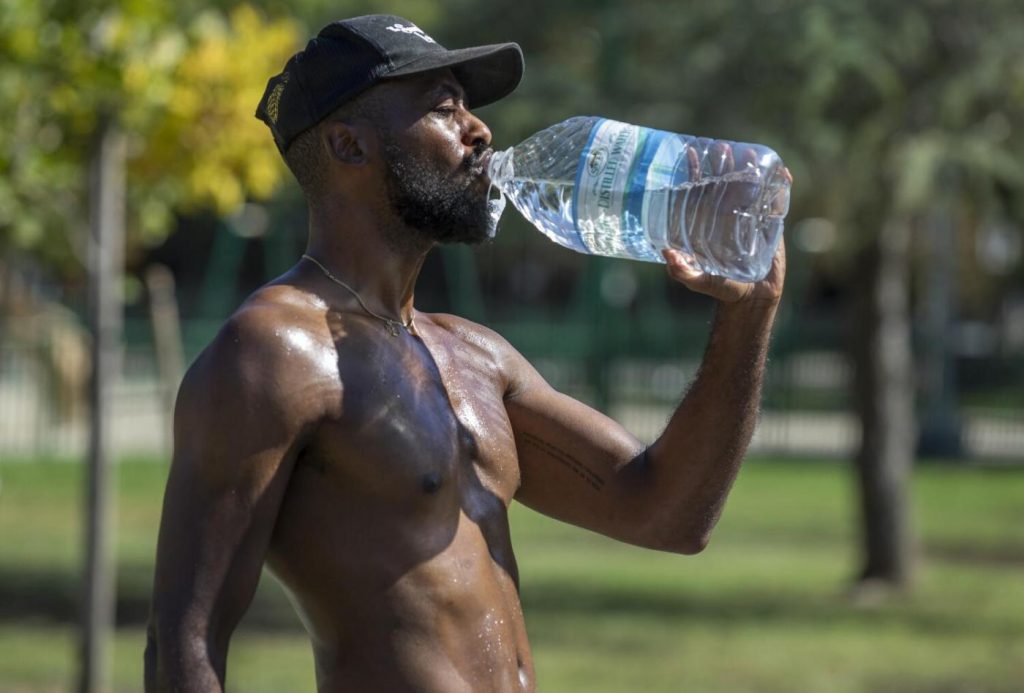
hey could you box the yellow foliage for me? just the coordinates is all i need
[2,1,296,271]
[126,5,300,216]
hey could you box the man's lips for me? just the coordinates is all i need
[466,149,494,180]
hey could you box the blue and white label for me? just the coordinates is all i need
[573,118,689,262]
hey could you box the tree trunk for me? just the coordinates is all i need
[80,114,125,693]
[850,219,916,588]
[145,264,185,455]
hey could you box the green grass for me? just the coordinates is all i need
[0,457,1022,692]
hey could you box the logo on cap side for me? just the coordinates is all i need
[267,73,290,124]
[385,23,436,44]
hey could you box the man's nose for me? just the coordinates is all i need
[462,110,492,149]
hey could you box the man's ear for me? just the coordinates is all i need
[322,120,372,165]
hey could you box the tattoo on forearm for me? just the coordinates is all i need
[521,432,605,491]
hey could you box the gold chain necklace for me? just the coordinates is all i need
[302,254,413,337]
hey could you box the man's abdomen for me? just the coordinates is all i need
[266,475,534,692]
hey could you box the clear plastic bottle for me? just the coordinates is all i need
[487,116,791,283]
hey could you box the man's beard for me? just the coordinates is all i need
[378,132,493,249]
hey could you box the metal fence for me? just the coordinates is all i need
[2,315,1022,462]
[0,316,169,458]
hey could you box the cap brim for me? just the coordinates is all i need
[386,42,524,109]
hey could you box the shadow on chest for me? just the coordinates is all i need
[280,320,522,589]
[318,329,514,499]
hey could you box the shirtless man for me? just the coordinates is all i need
[145,14,785,692]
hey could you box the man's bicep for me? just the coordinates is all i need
[154,442,296,635]
[504,356,654,543]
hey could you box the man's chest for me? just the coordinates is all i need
[305,326,520,505]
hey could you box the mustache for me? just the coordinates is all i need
[462,143,491,173]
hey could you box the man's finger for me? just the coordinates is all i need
[662,248,702,283]
[710,141,734,177]
[686,145,701,182]
[661,249,752,303]
[737,146,758,173]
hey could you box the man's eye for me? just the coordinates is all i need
[433,105,458,117]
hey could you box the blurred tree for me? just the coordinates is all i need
[786,0,1024,590]
[0,0,300,281]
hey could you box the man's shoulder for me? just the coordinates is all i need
[421,312,532,389]
[425,312,514,353]
[181,283,333,414]
[238,281,321,325]
[211,283,325,360]
[171,283,325,487]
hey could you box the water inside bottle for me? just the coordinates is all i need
[488,118,790,283]
[496,167,788,282]
[663,167,789,282]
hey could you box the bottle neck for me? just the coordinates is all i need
[487,146,515,187]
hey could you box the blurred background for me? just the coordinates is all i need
[1,0,1022,691]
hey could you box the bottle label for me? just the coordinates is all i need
[573,118,688,262]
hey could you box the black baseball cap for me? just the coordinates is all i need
[256,14,524,153]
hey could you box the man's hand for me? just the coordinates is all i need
[663,142,791,304]
[662,240,786,305]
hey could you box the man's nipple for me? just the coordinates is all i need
[421,472,443,494]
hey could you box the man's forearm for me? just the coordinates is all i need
[644,298,779,551]
[145,624,226,693]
